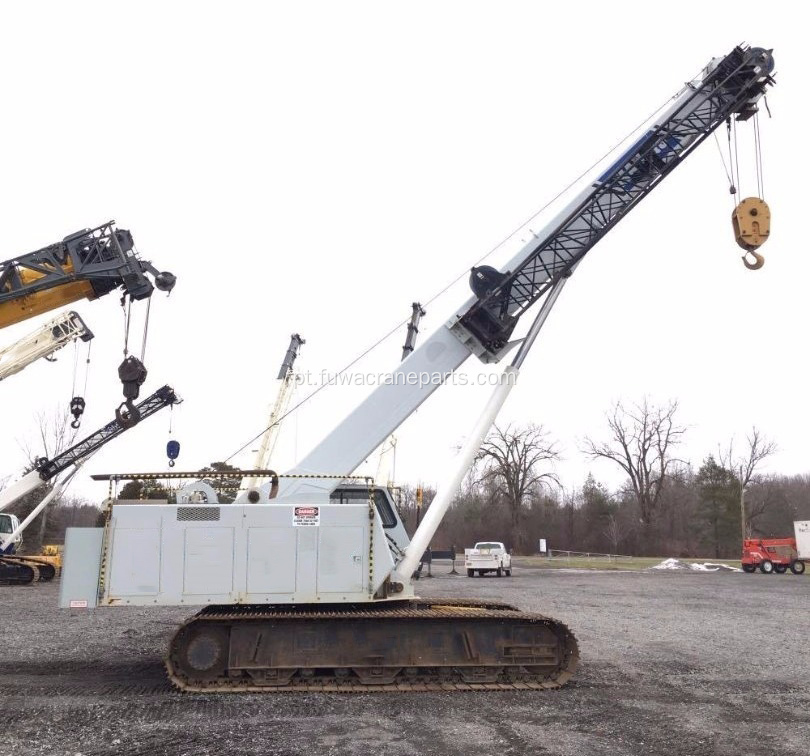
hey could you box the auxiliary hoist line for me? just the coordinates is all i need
[61,44,775,693]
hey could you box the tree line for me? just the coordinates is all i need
[397,399,810,558]
[6,399,809,559]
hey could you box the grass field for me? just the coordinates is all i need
[516,555,742,570]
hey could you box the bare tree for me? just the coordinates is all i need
[14,407,80,549]
[719,427,776,541]
[476,424,560,548]
[19,407,79,467]
[584,398,685,525]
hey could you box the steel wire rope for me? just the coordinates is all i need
[140,296,152,363]
[122,297,132,357]
[223,75,698,465]
[713,130,737,207]
[753,112,765,198]
[732,118,741,199]
[70,338,80,400]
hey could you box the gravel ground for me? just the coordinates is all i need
[2,562,808,756]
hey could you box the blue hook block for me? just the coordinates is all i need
[167,440,181,460]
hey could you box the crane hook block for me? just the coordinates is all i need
[69,396,86,429]
[732,197,770,255]
[167,440,180,468]
[118,356,148,401]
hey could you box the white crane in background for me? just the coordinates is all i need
[0,311,92,382]
[241,334,305,492]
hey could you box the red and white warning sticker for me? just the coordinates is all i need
[69,599,89,608]
[293,506,320,527]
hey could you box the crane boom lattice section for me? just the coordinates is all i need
[35,385,180,481]
[460,46,774,352]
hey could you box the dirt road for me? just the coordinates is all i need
[2,564,808,755]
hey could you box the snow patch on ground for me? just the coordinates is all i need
[651,558,741,572]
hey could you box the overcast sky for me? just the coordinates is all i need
[1,1,806,503]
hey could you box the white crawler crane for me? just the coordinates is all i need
[60,45,776,692]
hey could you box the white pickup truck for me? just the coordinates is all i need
[465,541,512,577]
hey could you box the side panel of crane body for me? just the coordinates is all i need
[98,501,398,606]
[59,527,104,608]
[795,521,810,559]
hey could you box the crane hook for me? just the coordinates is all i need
[69,396,86,429]
[742,250,765,270]
[115,400,141,429]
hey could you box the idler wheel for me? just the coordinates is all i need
[178,626,229,680]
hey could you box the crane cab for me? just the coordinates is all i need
[0,513,22,554]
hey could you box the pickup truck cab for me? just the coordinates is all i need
[465,541,511,577]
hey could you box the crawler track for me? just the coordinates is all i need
[0,555,56,585]
[166,598,578,692]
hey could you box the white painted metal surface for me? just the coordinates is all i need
[0,470,43,514]
[272,325,471,499]
[0,310,91,382]
[101,501,402,606]
[795,521,810,559]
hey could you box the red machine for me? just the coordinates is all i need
[741,538,806,575]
